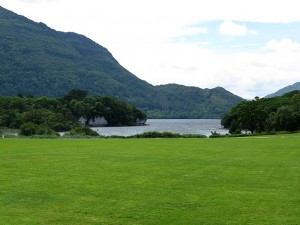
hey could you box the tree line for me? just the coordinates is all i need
[221,91,300,134]
[0,89,147,136]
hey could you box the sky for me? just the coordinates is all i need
[1,0,300,99]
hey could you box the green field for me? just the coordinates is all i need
[0,135,300,224]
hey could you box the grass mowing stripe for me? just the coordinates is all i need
[0,136,299,224]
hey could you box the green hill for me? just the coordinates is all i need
[0,6,243,118]
[148,84,242,118]
[265,82,300,98]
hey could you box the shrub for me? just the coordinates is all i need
[69,126,99,136]
[209,131,224,138]
[20,123,36,136]
[180,134,207,138]
[19,123,58,136]
[130,131,206,138]
[51,122,72,132]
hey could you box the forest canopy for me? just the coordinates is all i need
[221,91,300,134]
[0,89,147,136]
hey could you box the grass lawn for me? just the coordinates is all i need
[0,135,299,224]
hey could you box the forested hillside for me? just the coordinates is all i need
[148,84,241,118]
[222,91,300,133]
[265,82,300,98]
[0,6,244,118]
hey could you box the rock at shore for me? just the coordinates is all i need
[79,117,147,127]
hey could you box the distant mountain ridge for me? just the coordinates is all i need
[0,6,244,118]
[265,82,300,98]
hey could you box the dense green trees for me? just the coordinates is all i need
[0,90,147,136]
[222,91,300,133]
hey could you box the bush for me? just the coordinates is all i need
[19,123,58,136]
[131,131,179,138]
[20,123,36,136]
[180,133,207,138]
[209,131,224,138]
[130,131,206,138]
[69,126,99,136]
[51,122,72,132]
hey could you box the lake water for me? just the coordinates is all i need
[91,119,228,137]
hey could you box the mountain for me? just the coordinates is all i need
[148,84,242,118]
[265,82,300,98]
[0,6,244,118]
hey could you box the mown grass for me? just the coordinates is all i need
[0,135,299,224]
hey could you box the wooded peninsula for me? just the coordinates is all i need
[222,90,300,134]
[0,89,147,136]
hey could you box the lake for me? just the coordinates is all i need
[91,119,228,137]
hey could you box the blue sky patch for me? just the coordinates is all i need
[171,20,300,52]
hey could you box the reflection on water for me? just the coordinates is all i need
[92,119,228,137]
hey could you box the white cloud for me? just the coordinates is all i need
[181,27,208,36]
[1,0,300,99]
[265,39,300,52]
[16,0,58,3]
[219,20,257,36]
[131,41,300,99]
